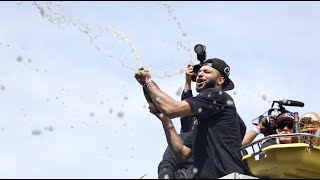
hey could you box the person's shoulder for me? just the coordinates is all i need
[200,88,233,99]
[199,88,224,95]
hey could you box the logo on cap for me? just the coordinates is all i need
[277,112,294,120]
[224,67,230,76]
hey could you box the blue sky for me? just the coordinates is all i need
[0,1,319,178]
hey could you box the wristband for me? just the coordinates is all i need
[164,125,174,131]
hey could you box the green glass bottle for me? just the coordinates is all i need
[143,81,160,113]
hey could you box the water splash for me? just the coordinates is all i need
[117,111,124,118]
[16,55,23,62]
[34,2,142,66]
[32,129,42,135]
[160,2,193,64]
[44,125,54,132]
[0,85,6,91]
[175,86,183,96]
[262,94,267,101]
[34,1,193,79]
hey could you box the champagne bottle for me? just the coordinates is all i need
[143,81,160,113]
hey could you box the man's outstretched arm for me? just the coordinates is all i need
[135,67,195,119]
[154,111,192,162]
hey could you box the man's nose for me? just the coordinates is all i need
[197,71,204,77]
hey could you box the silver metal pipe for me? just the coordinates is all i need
[241,132,317,150]
[293,112,302,142]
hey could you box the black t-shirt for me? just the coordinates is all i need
[237,114,246,141]
[180,90,196,133]
[184,88,247,178]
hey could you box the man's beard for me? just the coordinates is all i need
[196,79,216,92]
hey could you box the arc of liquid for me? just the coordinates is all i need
[160,1,193,64]
[34,2,143,66]
[31,2,277,102]
[33,1,188,79]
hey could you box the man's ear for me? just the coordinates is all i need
[217,76,225,86]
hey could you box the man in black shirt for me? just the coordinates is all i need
[134,58,248,178]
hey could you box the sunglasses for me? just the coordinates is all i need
[277,123,293,130]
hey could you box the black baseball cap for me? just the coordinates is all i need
[276,111,294,125]
[193,58,234,91]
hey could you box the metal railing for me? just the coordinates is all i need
[241,133,319,157]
